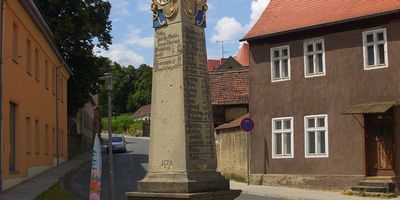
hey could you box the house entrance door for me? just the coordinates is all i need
[365,114,395,176]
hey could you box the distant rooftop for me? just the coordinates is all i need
[208,44,250,71]
[243,0,400,41]
[235,43,249,67]
[216,114,249,130]
[210,63,249,105]
[132,104,151,119]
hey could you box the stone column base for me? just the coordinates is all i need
[126,190,242,200]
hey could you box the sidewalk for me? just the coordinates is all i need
[231,181,400,200]
[0,152,91,200]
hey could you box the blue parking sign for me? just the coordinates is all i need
[240,117,254,132]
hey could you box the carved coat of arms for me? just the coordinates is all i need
[152,0,208,28]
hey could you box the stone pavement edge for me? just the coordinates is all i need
[230,181,400,200]
[0,151,91,200]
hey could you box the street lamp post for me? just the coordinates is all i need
[99,73,114,200]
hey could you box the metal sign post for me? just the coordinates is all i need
[240,117,254,186]
[99,73,114,200]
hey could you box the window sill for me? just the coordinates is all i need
[364,65,388,71]
[271,78,290,83]
[9,171,19,174]
[305,154,328,158]
[272,155,294,159]
[305,73,325,78]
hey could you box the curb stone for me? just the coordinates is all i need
[58,152,92,198]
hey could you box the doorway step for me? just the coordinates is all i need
[351,177,396,193]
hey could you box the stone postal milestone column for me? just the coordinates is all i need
[126,0,241,199]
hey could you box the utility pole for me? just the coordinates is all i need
[99,73,114,200]
[216,40,225,60]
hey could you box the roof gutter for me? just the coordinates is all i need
[18,0,73,75]
[240,9,400,42]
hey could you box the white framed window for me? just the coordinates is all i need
[34,48,39,81]
[35,119,40,154]
[272,117,294,158]
[12,22,18,62]
[26,39,31,74]
[270,45,290,82]
[304,39,325,78]
[25,116,32,154]
[362,28,388,70]
[45,60,49,89]
[304,114,328,158]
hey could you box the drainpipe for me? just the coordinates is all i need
[0,0,6,191]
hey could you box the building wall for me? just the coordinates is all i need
[92,94,100,136]
[1,1,70,190]
[78,99,95,147]
[249,17,400,187]
[215,128,248,179]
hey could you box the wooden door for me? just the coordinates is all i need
[366,115,395,176]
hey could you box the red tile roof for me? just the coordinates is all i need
[235,43,250,67]
[216,114,249,130]
[210,69,250,105]
[208,59,221,72]
[243,0,400,40]
[132,104,151,119]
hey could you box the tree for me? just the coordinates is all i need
[127,64,152,112]
[34,0,112,115]
[96,61,153,117]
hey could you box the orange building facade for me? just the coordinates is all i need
[0,0,71,190]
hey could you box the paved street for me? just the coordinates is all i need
[63,136,280,200]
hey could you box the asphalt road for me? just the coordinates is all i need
[64,137,281,200]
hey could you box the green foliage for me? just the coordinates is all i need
[127,65,152,112]
[101,114,149,137]
[34,0,112,115]
[224,174,246,183]
[35,182,79,200]
[98,62,153,116]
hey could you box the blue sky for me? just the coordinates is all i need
[95,0,270,67]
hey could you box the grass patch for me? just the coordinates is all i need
[224,174,246,183]
[101,113,132,122]
[34,181,79,200]
[102,113,149,137]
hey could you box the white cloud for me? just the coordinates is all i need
[137,1,151,12]
[207,3,215,12]
[126,27,154,48]
[110,0,132,16]
[211,17,246,43]
[95,44,146,67]
[210,0,270,45]
[128,36,154,48]
[211,0,270,55]
[249,0,270,27]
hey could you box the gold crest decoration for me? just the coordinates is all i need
[152,0,179,28]
[185,0,208,28]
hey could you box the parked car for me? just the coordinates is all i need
[106,135,127,153]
